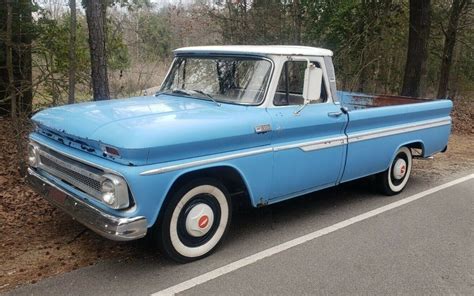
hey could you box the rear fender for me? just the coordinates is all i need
[386,140,425,171]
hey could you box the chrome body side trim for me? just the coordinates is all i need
[274,136,347,152]
[301,138,347,151]
[140,147,274,176]
[347,119,451,143]
[140,118,450,176]
[27,168,147,241]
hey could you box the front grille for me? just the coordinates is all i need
[40,156,101,192]
[37,148,104,200]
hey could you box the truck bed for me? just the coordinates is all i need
[337,91,430,111]
[337,90,452,183]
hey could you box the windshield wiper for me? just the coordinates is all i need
[158,89,221,107]
[171,89,193,96]
[154,89,187,97]
[192,89,221,107]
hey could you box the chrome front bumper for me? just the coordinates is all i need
[26,168,147,241]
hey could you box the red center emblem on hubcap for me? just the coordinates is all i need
[198,215,209,228]
[400,165,406,174]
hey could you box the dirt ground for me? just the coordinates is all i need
[0,98,473,293]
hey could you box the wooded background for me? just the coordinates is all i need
[0,0,473,118]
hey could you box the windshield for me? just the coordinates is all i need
[160,56,272,105]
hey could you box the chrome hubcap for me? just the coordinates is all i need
[393,158,407,180]
[185,203,214,237]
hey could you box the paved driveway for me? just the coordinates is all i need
[5,171,474,296]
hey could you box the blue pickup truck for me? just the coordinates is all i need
[27,46,452,262]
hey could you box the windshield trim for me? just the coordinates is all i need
[159,55,275,106]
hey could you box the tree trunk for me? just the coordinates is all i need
[0,0,33,116]
[68,0,77,104]
[18,0,32,114]
[84,0,110,100]
[6,1,16,119]
[401,0,431,97]
[436,0,468,99]
[293,0,302,45]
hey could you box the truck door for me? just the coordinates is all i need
[267,59,348,201]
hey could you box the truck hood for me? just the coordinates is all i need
[32,95,271,165]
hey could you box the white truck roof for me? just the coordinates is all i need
[174,45,333,57]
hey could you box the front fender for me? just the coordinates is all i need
[135,148,274,227]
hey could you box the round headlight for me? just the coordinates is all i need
[100,174,129,209]
[101,179,115,193]
[101,179,116,205]
[102,192,116,205]
[28,143,39,167]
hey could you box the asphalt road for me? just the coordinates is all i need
[5,170,474,296]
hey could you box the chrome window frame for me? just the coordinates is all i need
[264,55,334,108]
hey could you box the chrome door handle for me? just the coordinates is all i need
[328,111,343,117]
[255,124,272,134]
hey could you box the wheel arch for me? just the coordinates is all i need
[153,165,253,227]
[405,141,426,156]
[384,140,425,171]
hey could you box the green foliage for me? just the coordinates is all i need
[106,18,130,70]
[114,0,153,10]
[211,0,472,96]
[34,10,91,105]
[135,11,172,60]
[36,12,90,82]
[303,0,407,93]
[427,0,474,96]
[34,6,130,104]
[27,0,474,106]
[212,0,411,92]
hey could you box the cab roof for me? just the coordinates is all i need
[174,45,333,57]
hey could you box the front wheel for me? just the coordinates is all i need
[154,178,232,263]
[376,147,413,196]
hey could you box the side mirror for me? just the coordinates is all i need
[302,64,323,104]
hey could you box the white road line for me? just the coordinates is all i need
[151,174,474,296]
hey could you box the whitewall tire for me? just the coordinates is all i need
[377,146,412,195]
[155,178,232,263]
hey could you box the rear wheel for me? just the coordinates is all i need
[376,147,412,195]
[154,178,232,263]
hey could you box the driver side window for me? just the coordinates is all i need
[273,61,328,106]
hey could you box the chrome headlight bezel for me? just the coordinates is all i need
[27,142,40,168]
[100,174,129,209]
